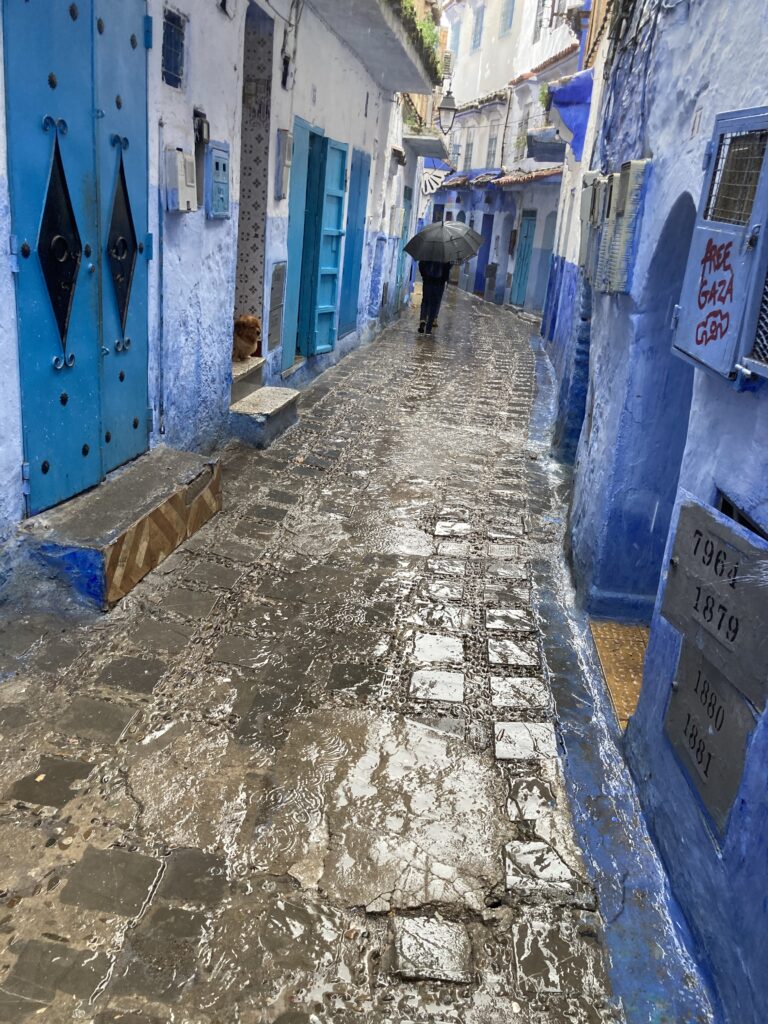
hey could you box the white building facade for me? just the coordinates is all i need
[426,0,580,309]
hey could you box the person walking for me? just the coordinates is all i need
[417,260,452,335]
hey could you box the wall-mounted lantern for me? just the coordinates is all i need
[437,88,457,135]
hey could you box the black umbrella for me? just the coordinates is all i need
[404,221,485,263]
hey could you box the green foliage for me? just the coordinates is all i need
[539,83,550,110]
[385,0,443,84]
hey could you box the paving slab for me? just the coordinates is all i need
[96,655,167,695]
[494,722,559,761]
[412,632,464,665]
[393,916,473,983]
[6,755,94,807]
[60,846,162,916]
[490,675,551,711]
[56,696,137,744]
[409,669,465,703]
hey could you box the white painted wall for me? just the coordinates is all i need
[0,18,25,539]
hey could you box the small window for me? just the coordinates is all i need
[487,123,499,167]
[718,493,768,542]
[162,9,185,89]
[471,5,485,51]
[704,129,768,226]
[749,271,768,365]
[463,128,475,171]
[449,19,461,56]
[500,0,515,34]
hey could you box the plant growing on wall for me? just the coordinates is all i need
[385,0,443,84]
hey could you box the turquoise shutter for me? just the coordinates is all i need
[311,139,348,355]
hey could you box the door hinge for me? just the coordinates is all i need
[144,15,153,49]
[702,140,714,172]
[671,303,681,331]
[21,462,30,496]
[144,233,154,260]
[9,235,19,274]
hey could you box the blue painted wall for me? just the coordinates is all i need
[544,0,768,1016]
[544,257,592,462]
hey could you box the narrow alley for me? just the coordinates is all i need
[0,292,711,1023]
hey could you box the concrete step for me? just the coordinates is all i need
[20,446,221,609]
[231,355,266,403]
[229,386,299,448]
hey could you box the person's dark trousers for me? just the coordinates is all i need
[420,279,445,330]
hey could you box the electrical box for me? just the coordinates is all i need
[165,148,198,212]
[205,141,230,219]
[275,129,292,200]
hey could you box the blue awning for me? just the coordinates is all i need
[549,68,593,162]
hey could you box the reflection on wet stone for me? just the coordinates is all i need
[111,905,206,1003]
[163,586,221,619]
[60,846,162,916]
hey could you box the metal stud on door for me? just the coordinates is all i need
[95,1,150,473]
[3,1,102,513]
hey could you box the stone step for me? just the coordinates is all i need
[231,355,266,402]
[229,386,299,448]
[20,446,221,609]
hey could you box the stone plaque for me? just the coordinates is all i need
[664,641,756,834]
[268,261,286,352]
[661,498,768,709]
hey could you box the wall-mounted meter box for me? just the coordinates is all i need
[205,141,231,219]
[165,148,198,212]
[275,128,292,200]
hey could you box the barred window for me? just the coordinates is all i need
[162,9,185,89]
[704,129,768,226]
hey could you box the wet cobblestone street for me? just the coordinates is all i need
[0,289,707,1023]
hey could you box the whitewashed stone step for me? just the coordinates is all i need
[229,386,299,448]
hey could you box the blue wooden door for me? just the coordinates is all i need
[473,213,494,293]
[311,139,348,355]
[95,0,150,474]
[510,210,537,306]
[3,0,149,514]
[338,149,371,337]
[282,118,311,371]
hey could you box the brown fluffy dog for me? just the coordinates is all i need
[233,315,262,361]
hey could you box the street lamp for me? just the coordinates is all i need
[437,87,457,136]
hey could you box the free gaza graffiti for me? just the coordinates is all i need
[695,238,734,346]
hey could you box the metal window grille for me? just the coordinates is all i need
[162,9,185,89]
[704,129,768,226]
[750,270,768,364]
[471,6,484,50]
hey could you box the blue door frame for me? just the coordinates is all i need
[282,117,314,371]
[510,210,537,306]
[3,0,150,514]
[473,213,494,294]
[339,148,371,337]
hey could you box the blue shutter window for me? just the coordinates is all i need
[162,9,185,89]
[450,19,461,56]
[672,107,768,380]
[471,6,485,51]
[487,123,499,166]
[501,0,515,34]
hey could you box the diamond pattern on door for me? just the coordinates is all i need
[38,136,82,348]
[107,153,138,333]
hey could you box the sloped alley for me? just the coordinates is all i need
[0,291,712,1023]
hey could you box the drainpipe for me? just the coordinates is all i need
[501,85,513,170]
[157,117,166,435]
